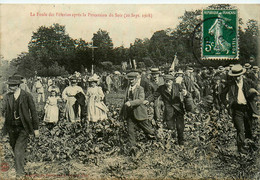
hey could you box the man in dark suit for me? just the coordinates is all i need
[221,64,259,154]
[1,75,39,177]
[121,72,155,152]
[141,68,164,122]
[146,74,192,146]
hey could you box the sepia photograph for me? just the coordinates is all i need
[0,2,260,179]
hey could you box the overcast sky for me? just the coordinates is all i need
[0,4,259,60]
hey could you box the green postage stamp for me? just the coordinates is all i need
[202,9,238,60]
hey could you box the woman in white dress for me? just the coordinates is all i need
[86,74,108,122]
[62,76,85,122]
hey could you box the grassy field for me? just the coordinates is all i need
[0,90,260,179]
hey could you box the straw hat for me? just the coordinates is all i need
[228,64,246,76]
[88,74,100,82]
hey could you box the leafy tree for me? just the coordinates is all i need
[113,46,129,65]
[92,29,114,64]
[74,38,92,72]
[129,38,150,63]
[239,19,258,65]
[28,23,75,70]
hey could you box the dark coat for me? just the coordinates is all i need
[151,83,191,115]
[2,90,39,135]
[221,76,258,115]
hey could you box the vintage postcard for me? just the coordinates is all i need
[0,3,260,179]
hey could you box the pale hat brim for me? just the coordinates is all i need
[228,68,246,76]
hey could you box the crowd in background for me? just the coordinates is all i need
[1,62,260,153]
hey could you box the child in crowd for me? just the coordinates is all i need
[44,89,61,129]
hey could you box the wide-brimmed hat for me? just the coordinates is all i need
[88,74,100,82]
[228,64,246,76]
[7,75,22,85]
[163,74,174,80]
[244,63,251,69]
[150,68,160,74]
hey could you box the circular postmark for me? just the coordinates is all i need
[0,162,10,172]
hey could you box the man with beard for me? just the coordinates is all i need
[1,75,39,177]
[121,71,155,154]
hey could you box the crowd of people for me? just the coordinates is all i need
[1,62,260,177]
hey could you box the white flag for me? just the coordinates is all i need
[133,59,137,69]
[170,53,178,71]
[129,59,132,68]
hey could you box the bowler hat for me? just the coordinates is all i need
[228,64,246,76]
[7,75,22,85]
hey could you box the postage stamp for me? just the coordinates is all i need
[202,9,238,60]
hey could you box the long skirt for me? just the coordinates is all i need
[44,105,59,123]
[65,97,80,122]
[87,97,108,122]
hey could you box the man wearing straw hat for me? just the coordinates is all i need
[1,75,39,177]
[221,64,259,154]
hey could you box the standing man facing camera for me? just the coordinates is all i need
[121,71,155,154]
[221,64,259,154]
[1,75,39,177]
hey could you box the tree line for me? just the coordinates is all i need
[5,4,259,77]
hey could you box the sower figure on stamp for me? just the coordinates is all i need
[121,72,156,155]
[1,75,39,177]
[221,64,259,154]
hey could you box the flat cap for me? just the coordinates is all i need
[127,72,139,79]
